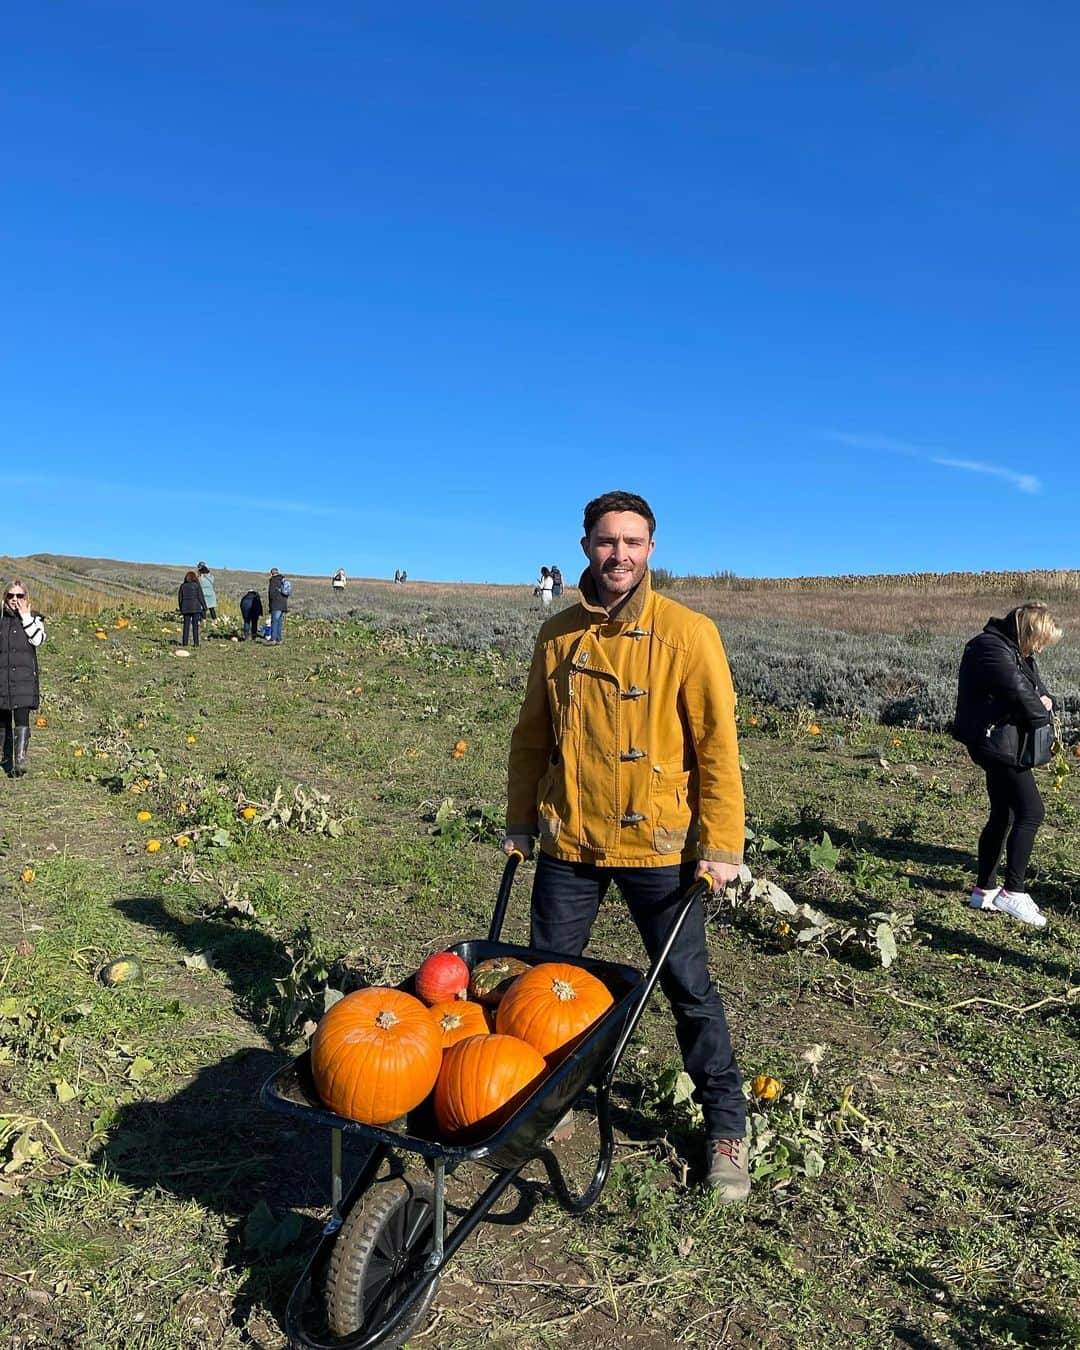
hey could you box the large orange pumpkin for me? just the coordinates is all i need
[495,962,613,1063]
[429,999,491,1049]
[311,987,442,1125]
[434,1034,545,1140]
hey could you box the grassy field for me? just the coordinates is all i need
[1,563,1079,1348]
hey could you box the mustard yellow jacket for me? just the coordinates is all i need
[507,569,744,867]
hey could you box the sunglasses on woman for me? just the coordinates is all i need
[5,592,25,600]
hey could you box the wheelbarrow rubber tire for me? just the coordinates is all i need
[324,1174,440,1346]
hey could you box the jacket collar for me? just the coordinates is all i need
[576,567,652,626]
[984,611,1020,651]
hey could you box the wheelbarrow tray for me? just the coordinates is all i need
[261,936,644,1168]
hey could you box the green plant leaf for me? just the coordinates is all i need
[244,1199,302,1254]
[807,831,841,872]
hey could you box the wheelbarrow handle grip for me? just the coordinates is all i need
[602,874,714,1090]
[487,851,522,942]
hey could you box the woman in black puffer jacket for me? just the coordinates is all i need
[953,603,1063,928]
[0,579,47,777]
[178,570,207,648]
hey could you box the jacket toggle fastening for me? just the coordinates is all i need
[620,747,647,762]
[624,628,652,640]
[621,685,648,700]
[620,812,646,826]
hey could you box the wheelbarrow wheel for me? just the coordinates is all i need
[324,1174,440,1346]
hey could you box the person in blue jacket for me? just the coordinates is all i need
[196,563,218,619]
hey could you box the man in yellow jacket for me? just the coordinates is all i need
[503,490,749,1200]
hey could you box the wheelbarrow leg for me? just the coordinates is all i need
[425,1156,446,1271]
[537,1078,615,1214]
[330,1127,343,1222]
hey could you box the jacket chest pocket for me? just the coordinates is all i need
[650,763,692,854]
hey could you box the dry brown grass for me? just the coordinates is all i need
[12,554,1079,637]
[679,585,1080,637]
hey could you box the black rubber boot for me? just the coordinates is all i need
[1,723,11,776]
[12,727,29,777]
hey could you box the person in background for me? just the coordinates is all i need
[196,562,218,619]
[178,570,206,648]
[400,569,407,583]
[239,588,263,641]
[0,579,46,777]
[332,568,346,591]
[394,568,402,584]
[953,602,1063,928]
[503,490,749,1200]
[550,564,563,599]
[537,566,554,607]
[268,568,290,644]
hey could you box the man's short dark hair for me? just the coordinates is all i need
[583,491,656,538]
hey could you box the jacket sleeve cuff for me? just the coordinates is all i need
[699,846,744,866]
[506,823,537,839]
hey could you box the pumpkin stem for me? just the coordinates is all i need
[551,978,577,1002]
[375,1009,400,1029]
[440,1013,463,1030]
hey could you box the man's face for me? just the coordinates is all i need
[581,511,655,609]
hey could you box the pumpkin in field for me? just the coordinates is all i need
[750,1074,783,1102]
[495,962,613,1063]
[429,999,490,1049]
[311,987,442,1125]
[468,955,531,1007]
[434,1033,546,1140]
[414,951,469,1006]
[100,956,144,987]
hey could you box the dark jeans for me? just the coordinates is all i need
[530,852,745,1139]
[976,760,1045,891]
[239,601,261,639]
[182,614,201,647]
[206,606,217,620]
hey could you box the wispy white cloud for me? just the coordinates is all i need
[824,431,1041,495]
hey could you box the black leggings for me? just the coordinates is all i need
[977,761,1045,891]
[0,708,30,730]
[182,614,201,647]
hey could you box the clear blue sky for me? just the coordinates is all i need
[4,3,1078,582]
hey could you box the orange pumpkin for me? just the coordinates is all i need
[311,987,442,1125]
[468,955,531,1007]
[495,962,613,1063]
[434,1033,545,1140]
[429,999,490,1049]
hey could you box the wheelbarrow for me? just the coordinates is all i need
[260,853,712,1349]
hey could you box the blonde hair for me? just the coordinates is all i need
[3,578,30,604]
[1016,602,1064,657]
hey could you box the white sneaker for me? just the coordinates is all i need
[992,890,1047,928]
[969,886,1001,910]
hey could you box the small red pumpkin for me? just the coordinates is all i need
[434,1033,546,1140]
[429,999,491,1049]
[468,955,531,1007]
[311,987,442,1125]
[495,962,613,1064]
[414,951,470,1006]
